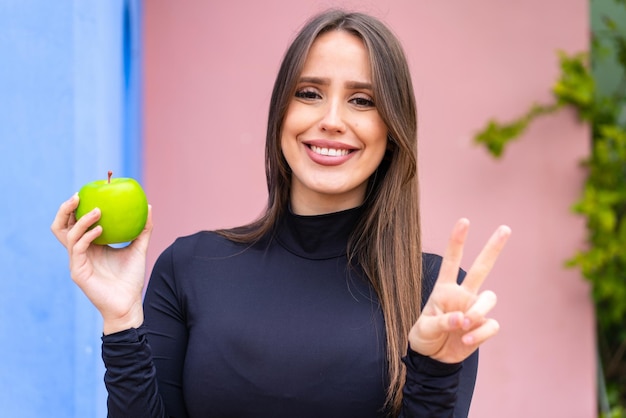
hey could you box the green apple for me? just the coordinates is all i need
[75,171,148,245]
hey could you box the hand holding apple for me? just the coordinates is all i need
[51,172,152,334]
[75,171,148,245]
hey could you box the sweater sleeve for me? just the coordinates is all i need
[102,326,166,417]
[142,241,190,417]
[397,253,479,417]
[101,242,189,418]
[398,348,478,418]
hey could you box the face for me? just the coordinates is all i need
[281,30,388,215]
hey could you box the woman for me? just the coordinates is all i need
[52,9,510,418]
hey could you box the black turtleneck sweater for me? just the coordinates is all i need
[102,208,478,417]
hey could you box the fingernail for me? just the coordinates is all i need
[463,334,474,345]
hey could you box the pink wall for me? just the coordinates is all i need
[144,1,595,417]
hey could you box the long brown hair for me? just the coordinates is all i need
[218,9,421,416]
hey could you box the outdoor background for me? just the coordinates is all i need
[0,0,601,417]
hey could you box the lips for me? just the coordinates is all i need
[303,140,357,166]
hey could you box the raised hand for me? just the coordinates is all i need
[50,193,153,334]
[409,218,511,364]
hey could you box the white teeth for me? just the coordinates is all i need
[310,145,350,156]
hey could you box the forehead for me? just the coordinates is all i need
[300,30,371,79]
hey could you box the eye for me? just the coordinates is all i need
[294,88,321,100]
[350,95,375,108]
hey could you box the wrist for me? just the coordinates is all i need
[102,303,144,335]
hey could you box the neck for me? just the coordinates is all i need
[289,189,366,216]
[289,198,363,216]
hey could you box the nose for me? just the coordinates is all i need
[318,99,346,133]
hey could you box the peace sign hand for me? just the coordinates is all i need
[409,218,511,364]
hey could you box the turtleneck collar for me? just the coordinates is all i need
[275,206,365,260]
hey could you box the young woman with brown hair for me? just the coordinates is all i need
[52,9,510,417]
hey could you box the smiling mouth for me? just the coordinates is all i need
[308,145,352,157]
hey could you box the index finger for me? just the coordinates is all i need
[462,225,511,293]
[437,218,470,285]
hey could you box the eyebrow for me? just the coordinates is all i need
[298,76,373,91]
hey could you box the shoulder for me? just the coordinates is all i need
[421,252,467,284]
[155,231,253,267]
[172,231,234,254]
[422,252,443,280]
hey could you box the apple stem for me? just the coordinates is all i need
[108,170,112,184]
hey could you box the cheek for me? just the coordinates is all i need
[374,139,388,166]
[280,109,297,150]
[362,112,388,139]
[279,120,298,167]
[279,134,291,166]
[369,120,389,153]
[281,102,306,134]
[371,130,389,168]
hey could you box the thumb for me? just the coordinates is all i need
[409,311,465,354]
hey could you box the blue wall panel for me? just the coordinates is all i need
[0,1,142,416]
